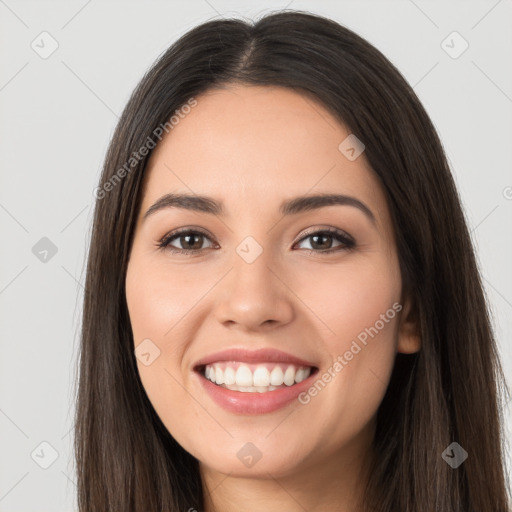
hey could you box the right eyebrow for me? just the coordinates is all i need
[142,192,376,225]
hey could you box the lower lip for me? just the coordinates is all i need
[195,369,318,414]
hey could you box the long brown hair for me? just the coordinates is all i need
[75,10,511,511]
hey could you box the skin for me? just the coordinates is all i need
[125,84,421,512]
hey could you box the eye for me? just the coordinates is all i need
[157,228,216,255]
[157,227,355,255]
[293,227,355,254]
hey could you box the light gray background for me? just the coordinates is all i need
[1,0,511,510]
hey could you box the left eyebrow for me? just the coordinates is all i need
[142,192,376,225]
[280,193,376,224]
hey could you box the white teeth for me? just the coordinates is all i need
[203,362,313,392]
[224,366,236,385]
[235,365,253,387]
[221,384,279,393]
[253,366,270,387]
[283,366,296,386]
[270,367,284,386]
[295,367,311,383]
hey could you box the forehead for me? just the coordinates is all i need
[141,85,388,226]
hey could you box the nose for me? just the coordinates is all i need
[213,247,295,332]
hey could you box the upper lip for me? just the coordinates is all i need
[193,348,318,370]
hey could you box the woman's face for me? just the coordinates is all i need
[125,85,419,480]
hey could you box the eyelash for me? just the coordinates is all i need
[157,227,356,256]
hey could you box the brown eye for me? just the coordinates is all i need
[175,233,205,250]
[158,229,215,254]
[295,228,355,254]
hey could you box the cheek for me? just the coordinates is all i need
[125,255,200,439]
[125,254,205,342]
[293,253,401,344]
[292,255,401,431]
[125,254,186,378]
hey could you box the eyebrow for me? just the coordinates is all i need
[142,192,376,224]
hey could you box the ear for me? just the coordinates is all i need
[396,295,421,354]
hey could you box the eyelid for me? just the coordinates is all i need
[295,225,355,244]
[157,225,356,254]
[158,226,216,249]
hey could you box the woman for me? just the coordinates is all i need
[76,10,511,511]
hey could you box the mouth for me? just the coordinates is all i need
[195,361,319,393]
[192,348,320,413]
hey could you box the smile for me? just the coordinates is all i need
[194,364,320,415]
[203,362,313,392]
